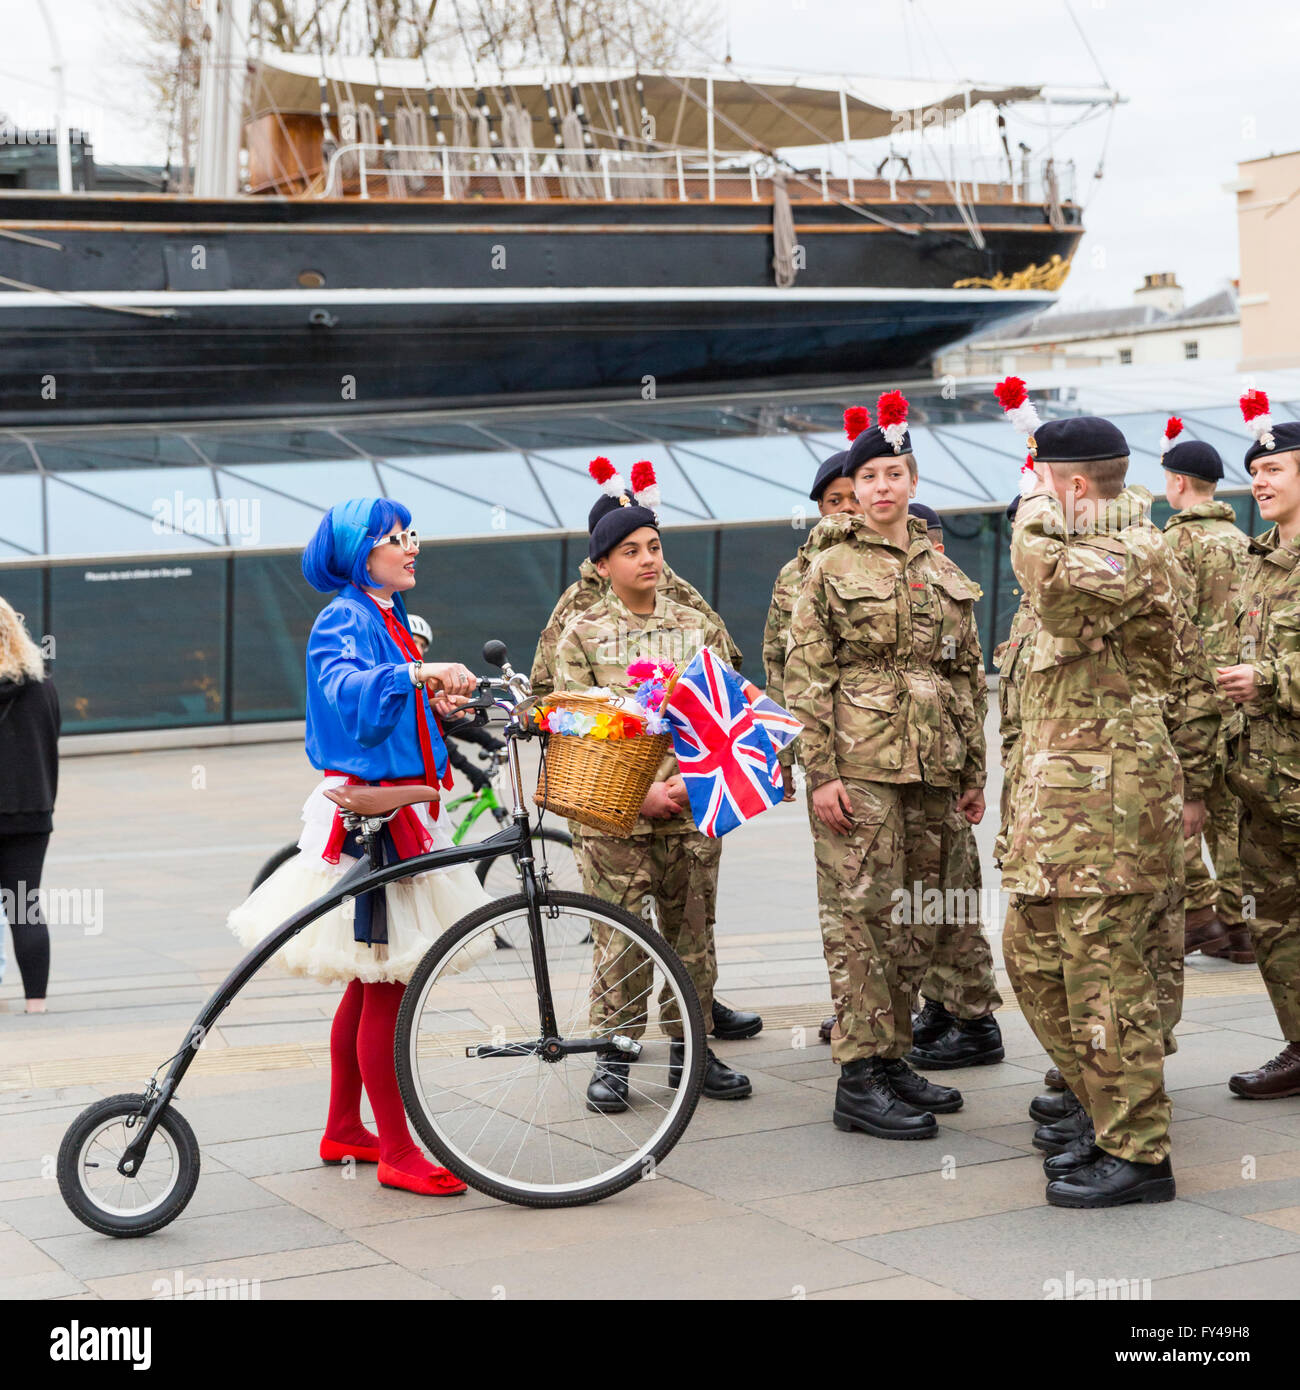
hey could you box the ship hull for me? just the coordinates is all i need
[0,193,1079,424]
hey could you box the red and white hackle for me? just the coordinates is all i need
[1161,416,1184,458]
[994,376,1043,494]
[1240,389,1277,453]
[877,391,909,454]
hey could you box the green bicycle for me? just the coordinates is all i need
[248,740,584,947]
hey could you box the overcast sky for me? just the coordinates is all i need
[4,0,1298,311]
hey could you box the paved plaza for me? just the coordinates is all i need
[2,710,1299,1302]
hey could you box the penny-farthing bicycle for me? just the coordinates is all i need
[57,642,708,1234]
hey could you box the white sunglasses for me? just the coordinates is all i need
[375,527,420,553]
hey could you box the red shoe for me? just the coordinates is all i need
[320,1136,381,1164]
[378,1160,468,1196]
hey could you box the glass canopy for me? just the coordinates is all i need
[2,368,1296,561]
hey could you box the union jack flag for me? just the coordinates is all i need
[663,648,800,837]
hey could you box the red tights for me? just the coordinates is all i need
[324,978,464,1194]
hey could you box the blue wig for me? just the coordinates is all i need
[301,497,413,595]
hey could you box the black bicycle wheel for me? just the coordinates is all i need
[250,842,299,894]
[395,890,708,1209]
[58,1094,200,1237]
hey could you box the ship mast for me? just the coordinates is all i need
[195,0,251,197]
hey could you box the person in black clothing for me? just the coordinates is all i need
[0,596,58,1013]
[407,613,506,787]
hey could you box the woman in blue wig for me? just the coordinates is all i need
[228,497,489,1198]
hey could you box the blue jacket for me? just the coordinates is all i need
[304,585,449,782]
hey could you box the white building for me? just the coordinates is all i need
[936,273,1240,378]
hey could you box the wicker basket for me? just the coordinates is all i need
[534,692,671,837]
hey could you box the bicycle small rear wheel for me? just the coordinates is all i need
[395,890,707,1208]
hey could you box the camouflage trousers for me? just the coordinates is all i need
[811,779,948,1065]
[1184,763,1244,926]
[1004,892,1173,1163]
[1238,802,1300,1042]
[573,829,720,1042]
[917,809,1003,1020]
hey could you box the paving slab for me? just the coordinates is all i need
[660,1122,1025,1203]
[252,1265,454,1299]
[426,1211,899,1300]
[255,1165,500,1228]
[35,1205,350,1280]
[1152,1251,1300,1300]
[85,1240,391,1299]
[751,1155,1047,1241]
[806,1274,970,1300]
[847,1202,1300,1300]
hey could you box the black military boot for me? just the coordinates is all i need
[1029,1087,1082,1125]
[1032,1106,1092,1154]
[710,1000,763,1041]
[585,1050,630,1114]
[907,1014,1005,1069]
[1042,1119,1100,1177]
[668,1043,753,1100]
[832,1058,938,1139]
[910,997,955,1050]
[879,1057,963,1114]
[1043,1066,1067,1091]
[1046,1153,1176,1208]
[818,1016,835,1044]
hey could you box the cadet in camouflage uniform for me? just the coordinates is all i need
[551,459,754,1112]
[999,491,1193,1125]
[904,502,1004,1068]
[1220,410,1300,1099]
[760,450,861,1051]
[1161,430,1252,962]
[531,471,756,1045]
[784,399,987,1140]
[998,414,1219,1208]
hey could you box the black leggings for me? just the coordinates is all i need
[0,833,51,1000]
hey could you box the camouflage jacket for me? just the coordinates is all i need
[992,596,1040,864]
[762,518,853,770]
[551,587,732,837]
[1164,500,1249,718]
[531,559,739,699]
[783,514,986,793]
[1001,489,1220,897]
[1226,524,1300,834]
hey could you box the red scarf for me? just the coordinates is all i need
[369,595,455,795]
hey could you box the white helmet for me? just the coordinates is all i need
[407,614,433,646]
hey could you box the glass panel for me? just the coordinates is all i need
[376,454,556,536]
[937,509,999,667]
[52,557,227,732]
[195,428,359,467]
[0,437,36,476]
[27,432,203,474]
[231,553,330,722]
[59,467,236,547]
[339,422,501,458]
[414,537,563,675]
[216,460,381,514]
[206,473,332,548]
[45,476,213,557]
[0,567,44,645]
[0,474,43,556]
[716,524,805,687]
[669,440,811,522]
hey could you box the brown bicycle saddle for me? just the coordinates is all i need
[323,784,440,817]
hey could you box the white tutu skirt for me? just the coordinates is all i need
[227,777,493,985]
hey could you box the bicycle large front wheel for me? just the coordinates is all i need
[395,890,707,1208]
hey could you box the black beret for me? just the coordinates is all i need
[589,496,659,561]
[810,450,848,502]
[842,425,913,476]
[908,501,943,534]
[1033,416,1129,465]
[1163,439,1224,483]
[1005,495,1021,522]
[1245,421,1300,471]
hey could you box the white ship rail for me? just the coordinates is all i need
[318,141,1075,206]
